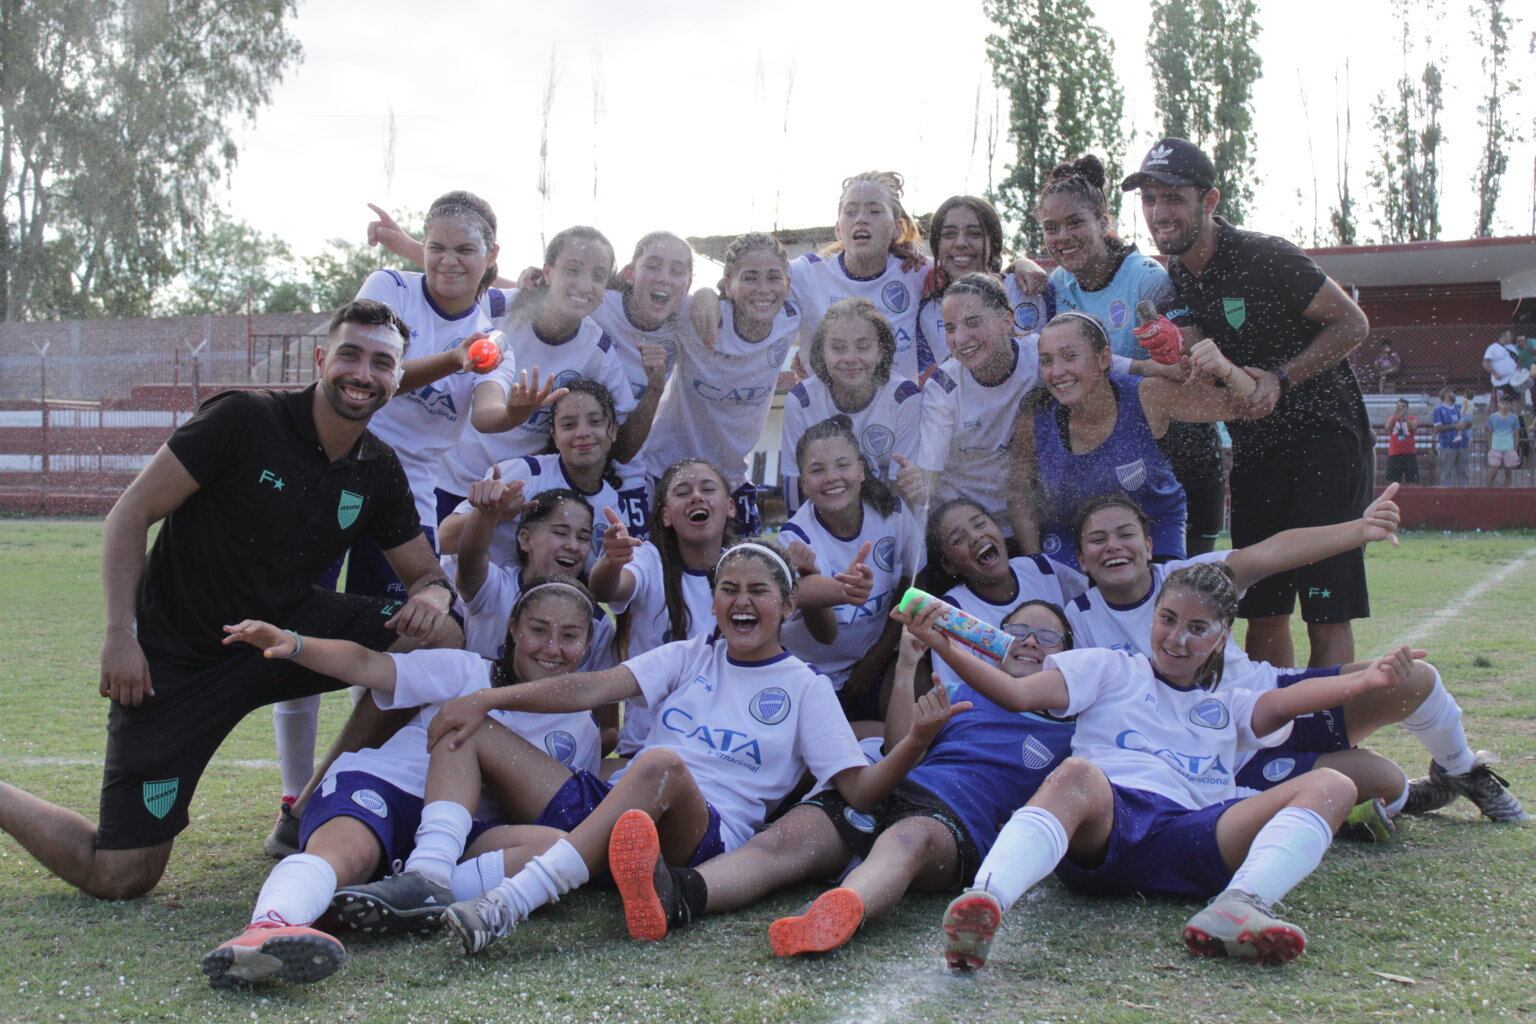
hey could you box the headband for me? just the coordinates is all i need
[1051,310,1111,346]
[517,580,594,616]
[429,202,496,243]
[717,543,794,588]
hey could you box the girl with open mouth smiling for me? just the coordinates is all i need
[329,540,959,957]
[1007,309,1256,568]
[779,298,922,513]
[904,564,1420,969]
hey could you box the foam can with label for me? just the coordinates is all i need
[896,587,1011,662]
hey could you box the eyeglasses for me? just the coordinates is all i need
[1001,623,1064,646]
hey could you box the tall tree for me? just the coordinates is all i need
[1369,1,1446,242]
[1330,62,1358,244]
[157,209,302,316]
[984,0,1125,255]
[1146,0,1263,227]
[0,0,302,321]
[1470,0,1519,237]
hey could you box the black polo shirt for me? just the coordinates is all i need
[135,384,421,664]
[1169,218,1369,464]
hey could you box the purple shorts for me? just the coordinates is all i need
[1054,784,1239,900]
[299,772,495,880]
[1236,666,1351,790]
[533,769,726,867]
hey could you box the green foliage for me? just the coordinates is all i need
[1146,0,1263,227]
[1470,0,1520,238]
[983,0,1125,256]
[0,0,302,322]
[1369,1,1446,242]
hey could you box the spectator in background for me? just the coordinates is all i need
[1486,394,1521,486]
[1483,329,1528,405]
[1371,338,1402,393]
[1432,387,1471,487]
[1383,398,1419,484]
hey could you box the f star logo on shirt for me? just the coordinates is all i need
[258,469,285,491]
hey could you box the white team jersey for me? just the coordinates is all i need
[1045,647,1290,809]
[617,634,866,850]
[915,276,1053,370]
[327,648,601,801]
[589,289,689,403]
[460,562,618,674]
[790,252,929,381]
[641,298,798,488]
[914,337,1041,533]
[356,270,519,528]
[778,500,924,686]
[1066,551,1247,666]
[443,316,635,495]
[609,540,717,754]
[779,374,922,493]
[449,453,650,572]
[930,555,1088,695]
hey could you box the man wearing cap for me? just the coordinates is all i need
[1122,138,1372,669]
[0,299,462,900]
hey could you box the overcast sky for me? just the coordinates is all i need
[222,0,1535,266]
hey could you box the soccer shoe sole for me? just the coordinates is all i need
[201,932,344,989]
[330,889,446,935]
[941,892,1002,972]
[444,901,500,956]
[768,887,863,957]
[609,809,669,942]
[1182,921,1306,965]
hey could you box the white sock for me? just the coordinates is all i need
[1228,807,1332,905]
[490,838,591,922]
[972,806,1068,914]
[1400,669,1475,776]
[272,696,321,799]
[1384,779,1410,817]
[403,801,473,887]
[250,853,336,928]
[451,850,507,901]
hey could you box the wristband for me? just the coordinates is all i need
[422,577,458,604]
[278,629,304,660]
[1275,368,1292,400]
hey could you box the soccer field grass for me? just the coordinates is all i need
[1,520,1533,1023]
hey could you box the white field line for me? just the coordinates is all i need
[0,755,276,770]
[1391,544,1536,649]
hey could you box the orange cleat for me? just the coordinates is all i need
[609,809,669,942]
[201,921,345,989]
[941,889,1003,971]
[768,887,865,957]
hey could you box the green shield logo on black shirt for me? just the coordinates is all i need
[338,490,364,529]
[143,778,179,820]
[1223,297,1247,329]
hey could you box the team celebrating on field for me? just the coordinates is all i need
[0,138,1527,991]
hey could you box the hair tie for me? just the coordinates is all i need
[717,542,794,588]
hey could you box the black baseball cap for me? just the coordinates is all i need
[1120,138,1216,191]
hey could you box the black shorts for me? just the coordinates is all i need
[1228,454,1372,623]
[1182,474,1227,555]
[802,780,980,892]
[99,587,402,850]
[1385,453,1419,484]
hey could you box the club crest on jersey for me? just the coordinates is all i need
[881,281,911,314]
[337,490,364,529]
[544,730,578,765]
[1114,459,1147,491]
[142,778,179,820]
[1021,735,1056,770]
[843,807,877,833]
[1109,299,1129,329]
[1013,302,1040,331]
[1042,534,1061,555]
[1189,697,1230,730]
[769,337,793,370]
[861,424,896,460]
[1223,297,1247,329]
[1262,757,1297,783]
[749,686,792,725]
[872,536,897,573]
[350,788,389,818]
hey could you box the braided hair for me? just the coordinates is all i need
[1157,561,1240,690]
[820,171,925,267]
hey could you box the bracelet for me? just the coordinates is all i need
[422,577,458,604]
[279,629,304,659]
